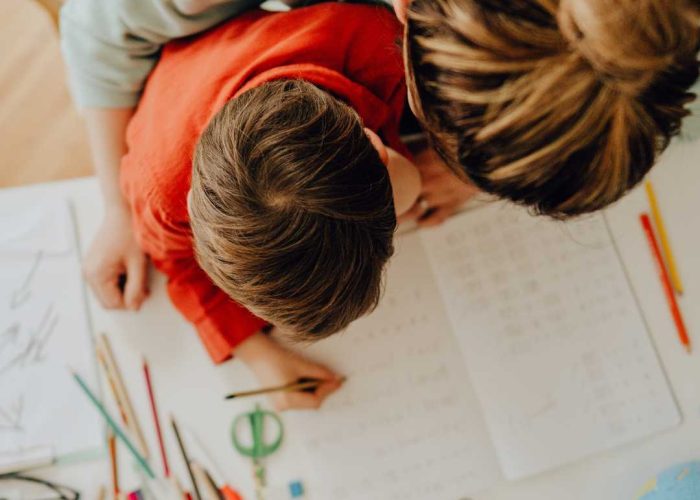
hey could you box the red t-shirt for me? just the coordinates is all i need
[121,3,406,363]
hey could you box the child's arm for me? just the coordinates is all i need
[236,332,344,410]
[154,254,343,410]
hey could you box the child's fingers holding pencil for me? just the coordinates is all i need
[271,378,343,411]
[248,340,344,411]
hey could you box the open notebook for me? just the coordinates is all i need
[288,201,680,500]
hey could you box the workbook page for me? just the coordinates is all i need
[421,202,680,479]
[0,199,102,468]
[288,233,501,500]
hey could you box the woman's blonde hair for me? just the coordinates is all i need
[405,0,700,216]
[190,80,395,340]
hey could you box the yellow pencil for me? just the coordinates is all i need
[645,181,683,294]
[96,334,150,458]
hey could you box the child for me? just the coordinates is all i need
[79,2,432,410]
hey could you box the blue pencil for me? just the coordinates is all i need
[71,370,155,479]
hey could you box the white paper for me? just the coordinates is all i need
[421,202,680,479]
[288,233,502,500]
[0,199,102,462]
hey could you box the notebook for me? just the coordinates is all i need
[287,200,680,499]
[0,198,102,472]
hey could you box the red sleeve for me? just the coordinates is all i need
[153,256,268,363]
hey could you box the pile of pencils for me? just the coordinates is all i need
[74,333,242,500]
[640,181,691,353]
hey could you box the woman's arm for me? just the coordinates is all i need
[60,0,265,108]
[81,108,150,310]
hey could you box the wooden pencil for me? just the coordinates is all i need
[171,416,202,500]
[640,213,691,353]
[191,462,221,500]
[96,334,149,457]
[108,431,119,496]
[224,377,326,400]
[645,181,683,294]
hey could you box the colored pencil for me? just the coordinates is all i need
[96,344,128,424]
[181,425,242,500]
[143,358,170,477]
[191,462,222,500]
[97,485,106,500]
[108,431,119,496]
[171,476,187,500]
[171,416,202,500]
[640,213,691,353]
[70,370,155,479]
[224,377,325,400]
[96,334,149,457]
[645,181,683,294]
[202,468,226,500]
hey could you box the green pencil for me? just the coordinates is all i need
[71,370,155,479]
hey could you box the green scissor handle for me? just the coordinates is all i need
[231,404,284,459]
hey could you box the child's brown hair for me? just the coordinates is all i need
[405,0,700,217]
[190,79,396,340]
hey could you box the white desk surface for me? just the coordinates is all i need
[3,137,699,500]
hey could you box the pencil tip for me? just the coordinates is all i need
[685,344,692,354]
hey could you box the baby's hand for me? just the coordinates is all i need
[235,332,344,411]
[399,147,479,227]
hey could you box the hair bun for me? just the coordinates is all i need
[558,0,698,96]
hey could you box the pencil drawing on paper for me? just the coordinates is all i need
[0,199,102,459]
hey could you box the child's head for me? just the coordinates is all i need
[190,80,396,341]
[404,0,699,217]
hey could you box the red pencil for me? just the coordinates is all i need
[640,213,691,353]
[143,358,171,476]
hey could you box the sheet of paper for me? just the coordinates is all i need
[0,198,102,463]
[288,232,501,500]
[421,202,681,479]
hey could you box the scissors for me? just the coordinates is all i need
[231,404,284,498]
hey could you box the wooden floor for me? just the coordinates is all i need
[0,0,91,188]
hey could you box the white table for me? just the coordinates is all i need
[3,137,699,499]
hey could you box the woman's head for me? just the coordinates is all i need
[190,80,397,341]
[404,0,700,217]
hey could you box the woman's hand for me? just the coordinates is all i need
[83,203,149,310]
[399,147,479,227]
[235,332,344,411]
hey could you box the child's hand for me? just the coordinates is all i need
[398,147,479,227]
[83,204,149,310]
[235,332,344,411]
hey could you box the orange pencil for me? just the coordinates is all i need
[640,213,691,353]
[108,431,119,496]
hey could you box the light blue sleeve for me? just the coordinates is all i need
[60,0,264,108]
